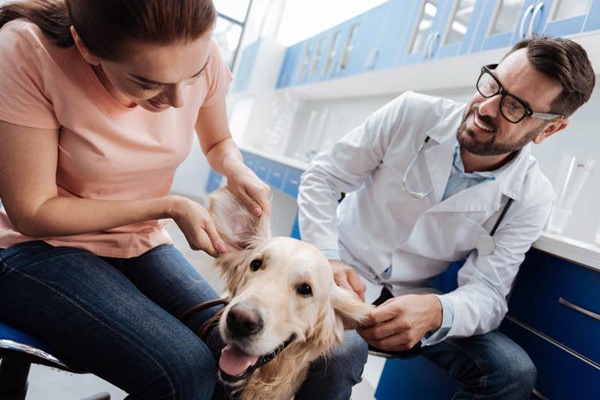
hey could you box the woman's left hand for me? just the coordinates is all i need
[225,161,270,217]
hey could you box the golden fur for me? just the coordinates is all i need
[208,188,373,400]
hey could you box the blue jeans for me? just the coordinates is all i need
[0,241,367,399]
[420,330,537,399]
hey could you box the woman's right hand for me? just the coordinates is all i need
[167,195,227,257]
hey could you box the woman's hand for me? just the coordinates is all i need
[168,195,227,257]
[224,160,271,217]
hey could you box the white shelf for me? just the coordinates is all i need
[240,145,311,171]
[534,233,600,271]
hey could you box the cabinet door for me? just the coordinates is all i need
[543,0,592,36]
[320,28,345,80]
[507,248,600,364]
[304,32,331,84]
[400,0,456,65]
[583,0,600,32]
[330,15,363,79]
[343,2,391,76]
[276,42,305,88]
[376,0,421,70]
[472,0,533,51]
[434,0,488,59]
[501,318,600,400]
[231,40,260,93]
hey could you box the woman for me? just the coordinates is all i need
[0,0,270,398]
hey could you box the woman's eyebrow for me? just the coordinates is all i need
[130,56,211,85]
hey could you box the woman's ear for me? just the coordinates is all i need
[70,26,101,66]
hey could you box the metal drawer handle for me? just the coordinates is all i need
[558,297,600,322]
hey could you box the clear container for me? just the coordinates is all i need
[545,152,595,235]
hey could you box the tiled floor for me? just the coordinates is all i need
[20,221,383,399]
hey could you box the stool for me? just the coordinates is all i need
[0,320,110,400]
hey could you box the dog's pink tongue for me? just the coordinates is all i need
[219,344,259,377]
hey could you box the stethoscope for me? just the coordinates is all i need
[402,135,514,255]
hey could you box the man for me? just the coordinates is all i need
[297,36,595,398]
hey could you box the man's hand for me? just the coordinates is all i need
[357,294,442,351]
[329,259,366,301]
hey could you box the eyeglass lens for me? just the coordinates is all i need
[477,70,528,123]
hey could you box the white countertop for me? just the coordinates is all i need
[534,233,600,271]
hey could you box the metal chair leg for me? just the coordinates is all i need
[0,357,30,400]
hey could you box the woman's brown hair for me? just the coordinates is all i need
[0,0,216,61]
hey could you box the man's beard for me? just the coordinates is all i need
[456,106,546,156]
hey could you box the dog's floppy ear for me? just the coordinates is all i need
[331,285,374,330]
[208,188,271,251]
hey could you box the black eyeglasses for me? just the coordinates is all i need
[476,64,562,124]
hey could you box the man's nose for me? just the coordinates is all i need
[477,94,501,118]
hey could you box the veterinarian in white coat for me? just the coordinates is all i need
[298,36,595,399]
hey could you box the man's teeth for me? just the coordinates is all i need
[474,116,494,132]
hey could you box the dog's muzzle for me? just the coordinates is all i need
[218,334,296,384]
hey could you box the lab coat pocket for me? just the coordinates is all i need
[401,212,490,262]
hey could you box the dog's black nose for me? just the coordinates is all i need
[226,303,263,337]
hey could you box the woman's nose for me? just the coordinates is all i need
[164,83,185,108]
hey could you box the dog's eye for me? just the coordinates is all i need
[296,283,312,296]
[249,259,262,271]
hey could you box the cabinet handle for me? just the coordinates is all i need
[558,297,600,322]
[426,31,440,59]
[528,2,544,38]
[519,4,535,40]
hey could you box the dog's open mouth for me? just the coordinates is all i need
[219,334,296,383]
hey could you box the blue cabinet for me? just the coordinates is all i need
[498,248,600,398]
[327,15,364,80]
[274,0,599,89]
[501,318,600,399]
[583,0,600,32]
[376,0,421,70]
[342,2,391,76]
[505,248,600,366]
[544,0,593,37]
[434,0,488,59]
[231,40,260,93]
[205,170,223,193]
[276,41,308,88]
[399,0,455,65]
[303,31,331,84]
[471,0,531,51]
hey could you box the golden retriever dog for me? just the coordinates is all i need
[208,188,373,400]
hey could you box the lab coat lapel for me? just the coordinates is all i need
[423,138,455,203]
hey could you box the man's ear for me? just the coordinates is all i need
[533,118,569,144]
[70,26,101,66]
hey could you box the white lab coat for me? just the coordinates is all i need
[298,91,554,339]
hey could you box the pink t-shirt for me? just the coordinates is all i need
[0,20,233,257]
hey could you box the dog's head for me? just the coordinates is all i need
[208,188,372,389]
